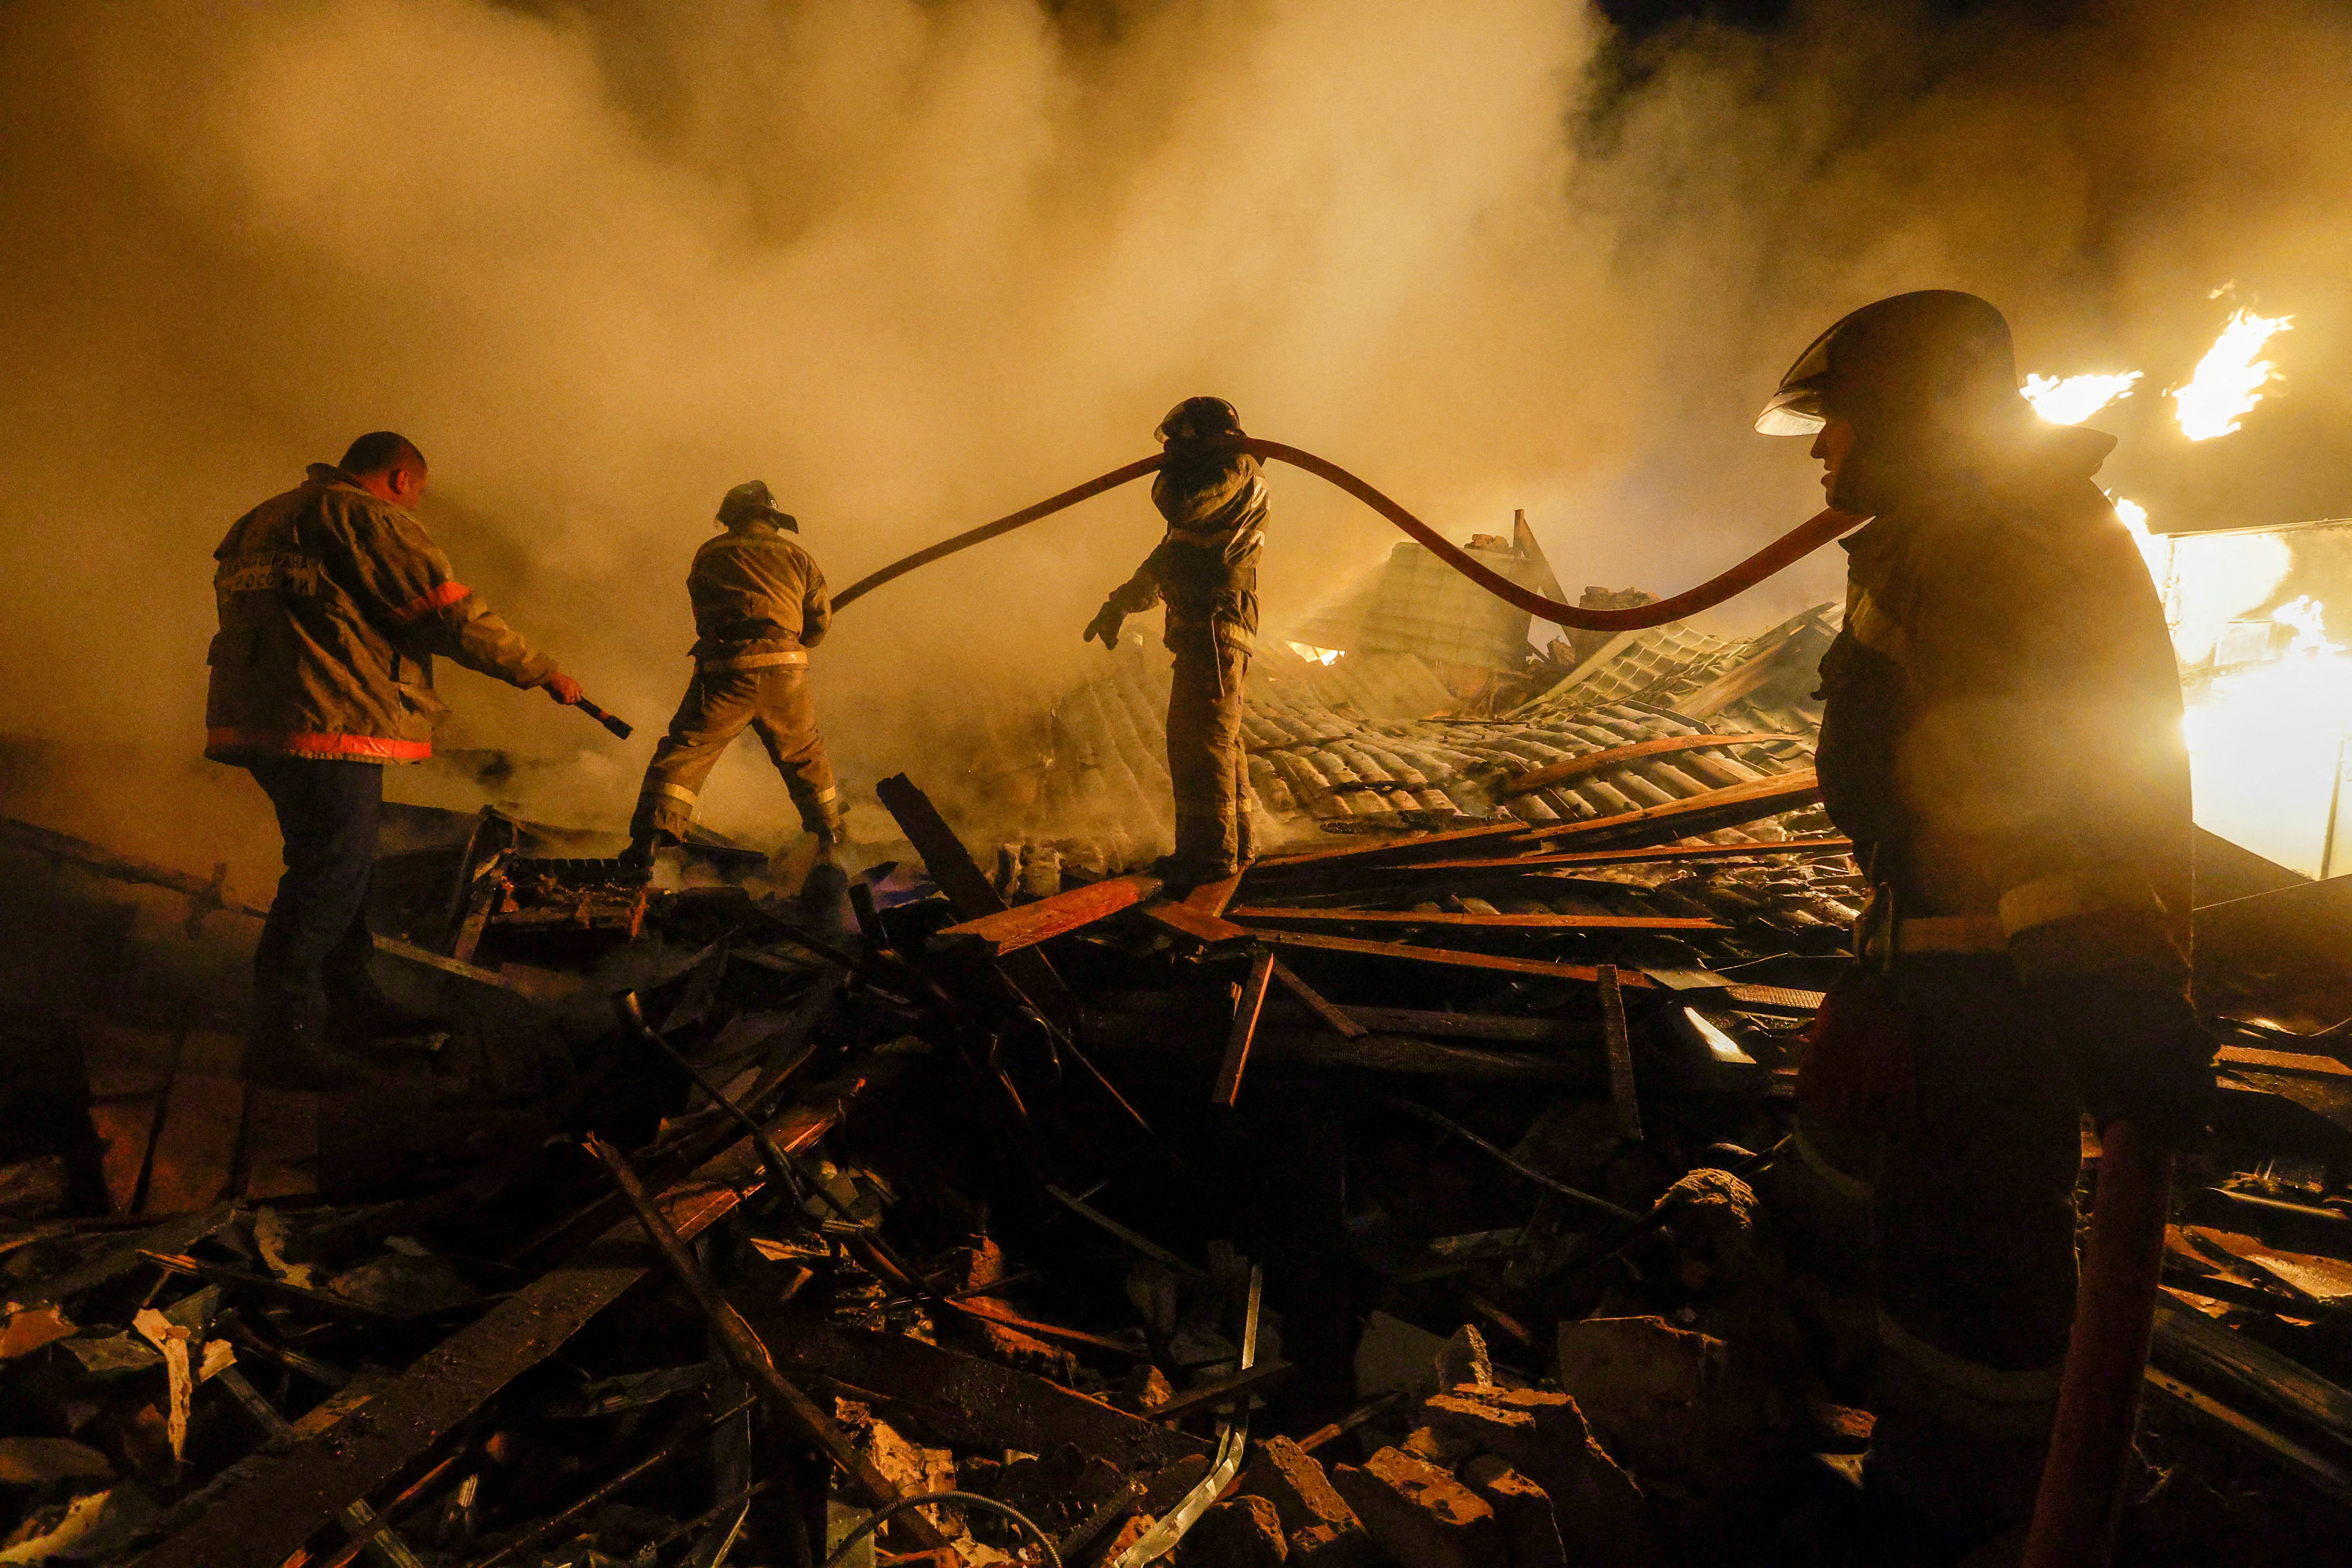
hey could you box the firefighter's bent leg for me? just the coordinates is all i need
[1867,955,2081,1542]
[746,667,840,837]
[1165,637,1250,872]
[632,671,760,842]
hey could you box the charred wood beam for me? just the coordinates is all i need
[742,1316,1207,1474]
[2151,1291,2352,1457]
[875,773,1077,1024]
[1229,906,1723,933]
[582,1134,959,1557]
[1384,837,1854,874]
[1269,960,1366,1037]
[1248,822,1531,876]
[1495,733,1800,799]
[1150,1359,1295,1424]
[1246,929,1658,989]
[1600,964,1642,1145]
[1213,951,1278,1108]
[1334,1007,1592,1046]
[138,1078,865,1568]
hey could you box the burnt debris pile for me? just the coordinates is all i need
[3,607,2352,1567]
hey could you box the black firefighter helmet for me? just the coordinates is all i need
[1756,290,2025,439]
[1155,396,1245,444]
[717,480,797,531]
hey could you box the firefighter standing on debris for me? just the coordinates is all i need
[206,432,584,1080]
[1757,292,2214,1557]
[1084,396,1269,887]
[622,481,842,878]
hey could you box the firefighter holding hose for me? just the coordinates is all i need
[207,432,585,1083]
[1760,292,2214,1558]
[622,481,843,880]
[1084,397,1269,889]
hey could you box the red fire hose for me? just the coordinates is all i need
[831,439,1866,628]
[2024,1120,2175,1568]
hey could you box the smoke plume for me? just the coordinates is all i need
[3,0,2349,869]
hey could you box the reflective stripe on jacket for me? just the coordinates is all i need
[205,465,554,764]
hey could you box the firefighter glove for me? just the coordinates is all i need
[1083,603,1125,649]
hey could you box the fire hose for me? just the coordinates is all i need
[831,437,1867,628]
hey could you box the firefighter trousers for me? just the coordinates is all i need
[245,757,383,1027]
[1780,956,2080,1542]
[1165,634,1253,873]
[631,663,837,842]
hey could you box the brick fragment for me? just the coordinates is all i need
[1330,1447,1504,1568]
[1185,1495,1288,1568]
[1242,1436,1367,1568]
[1457,1455,1566,1568]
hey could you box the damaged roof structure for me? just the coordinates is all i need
[2,549,2351,1568]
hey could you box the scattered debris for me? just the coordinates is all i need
[0,590,2346,1567]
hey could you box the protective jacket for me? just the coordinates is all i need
[1817,422,2190,929]
[1104,448,1268,655]
[687,519,831,668]
[207,465,553,763]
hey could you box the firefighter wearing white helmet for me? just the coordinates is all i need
[1758,292,2210,1553]
[1084,397,1267,887]
[622,481,841,877]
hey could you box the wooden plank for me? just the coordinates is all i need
[1268,1033,1600,1083]
[1269,961,1366,1038]
[1150,1360,1294,1423]
[1599,964,1641,1144]
[91,1099,161,1218]
[2151,1292,2352,1453]
[1337,1007,1590,1045]
[1185,873,1244,918]
[1254,929,1657,989]
[1139,901,1250,945]
[874,774,1076,1021]
[1229,907,1722,933]
[1527,770,1822,851]
[2143,1366,2352,1506]
[375,935,520,993]
[938,874,1163,955]
[240,1087,321,1201]
[1497,733,1799,799]
[82,1026,176,1218]
[137,1081,861,1568]
[748,1317,1205,1475]
[1247,822,1530,874]
[1401,837,1853,874]
[2218,1045,2352,1080]
[143,1073,245,1216]
[1213,951,1277,1108]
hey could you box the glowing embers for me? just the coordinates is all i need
[2023,370,2142,425]
[1285,641,1345,666]
[2173,308,2294,441]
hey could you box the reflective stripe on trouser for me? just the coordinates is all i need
[630,664,837,840]
[1165,635,1252,870]
[1860,954,2080,1538]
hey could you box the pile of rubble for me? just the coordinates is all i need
[2,597,2351,1566]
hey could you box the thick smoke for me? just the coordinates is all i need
[3,0,2350,873]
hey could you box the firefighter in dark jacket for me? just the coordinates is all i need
[623,481,840,877]
[207,432,582,1077]
[1085,397,1268,886]
[1758,292,2214,1550]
